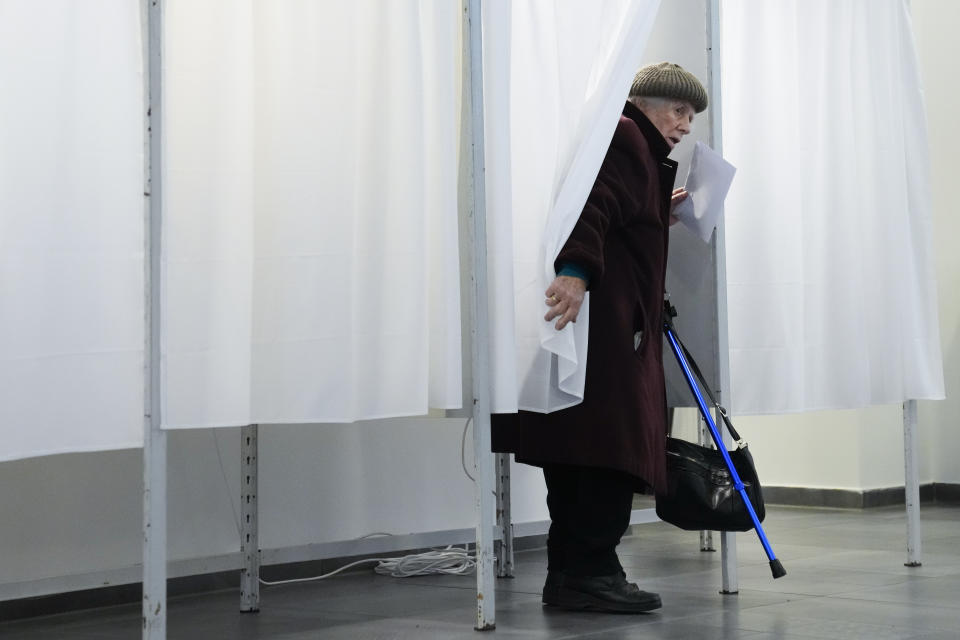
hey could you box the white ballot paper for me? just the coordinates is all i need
[671,141,736,243]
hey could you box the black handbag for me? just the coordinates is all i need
[655,327,765,532]
[657,432,765,532]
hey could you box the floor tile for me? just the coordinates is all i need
[830,574,960,609]
[691,597,960,638]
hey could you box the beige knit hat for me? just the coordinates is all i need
[629,62,708,113]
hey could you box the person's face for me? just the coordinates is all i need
[641,100,695,150]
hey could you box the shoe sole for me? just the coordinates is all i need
[554,587,661,613]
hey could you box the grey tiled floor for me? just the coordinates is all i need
[2,504,960,639]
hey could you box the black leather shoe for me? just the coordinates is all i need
[555,572,661,613]
[542,570,563,605]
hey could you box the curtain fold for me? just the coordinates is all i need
[0,0,145,461]
[486,0,661,413]
[722,0,945,414]
[163,0,462,427]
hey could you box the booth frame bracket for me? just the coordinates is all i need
[495,453,515,578]
[240,425,261,612]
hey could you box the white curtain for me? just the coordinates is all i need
[0,1,670,458]
[722,0,945,414]
[0,1,144,461]
[486,0,661,413]
[162,1,462,427]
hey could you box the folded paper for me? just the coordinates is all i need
[672,141,736,243]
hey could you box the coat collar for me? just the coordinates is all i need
[622,100,671,160]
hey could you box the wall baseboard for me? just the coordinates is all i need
[763,482,960,509]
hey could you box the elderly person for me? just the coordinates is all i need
[492,62,707,613]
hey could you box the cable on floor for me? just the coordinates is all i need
[374,545,477,577]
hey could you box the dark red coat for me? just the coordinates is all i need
[492,101,678,493]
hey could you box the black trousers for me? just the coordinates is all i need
[543,464,636,577]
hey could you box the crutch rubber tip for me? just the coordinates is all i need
[769,559,786,579]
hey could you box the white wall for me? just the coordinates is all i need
[738,407,912,491]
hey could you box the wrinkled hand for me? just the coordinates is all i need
[544,275,587,331]
[669,187,688,226]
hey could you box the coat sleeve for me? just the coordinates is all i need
[554,138,647,286]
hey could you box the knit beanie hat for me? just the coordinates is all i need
[629,62,708,113]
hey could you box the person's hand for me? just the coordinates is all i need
[544,276,586,331]
[669,187,687,226]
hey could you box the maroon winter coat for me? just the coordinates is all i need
[492,101,678,493]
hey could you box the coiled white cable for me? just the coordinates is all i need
[373,545,477,578]
[259,543,479,585]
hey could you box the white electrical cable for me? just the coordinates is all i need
[258,544,479,586]
[374,545,477,578]
[258,557,389,586]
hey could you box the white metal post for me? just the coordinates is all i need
[240,425,261,611]
[717,407,739,593]
[697,414,715,552]
[142,0,168,636]
[903,400,922,566]
[706,0,739,595]
[463,0,497,630]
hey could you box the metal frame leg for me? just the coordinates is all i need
[717,407,738,593]
[903,400,922,567]
[463,0,496,628]
[706,0,740,595]
[720,531,739,594]
[143,426,167,636]
[471,408,497,631]
[240,425,261,611]
[142,1,167,635]
[697,413,716,553]
[495,453,514,578]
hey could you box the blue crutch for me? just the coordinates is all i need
[663,302,786,579]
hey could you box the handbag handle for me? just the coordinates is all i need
[663,301,745,447]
